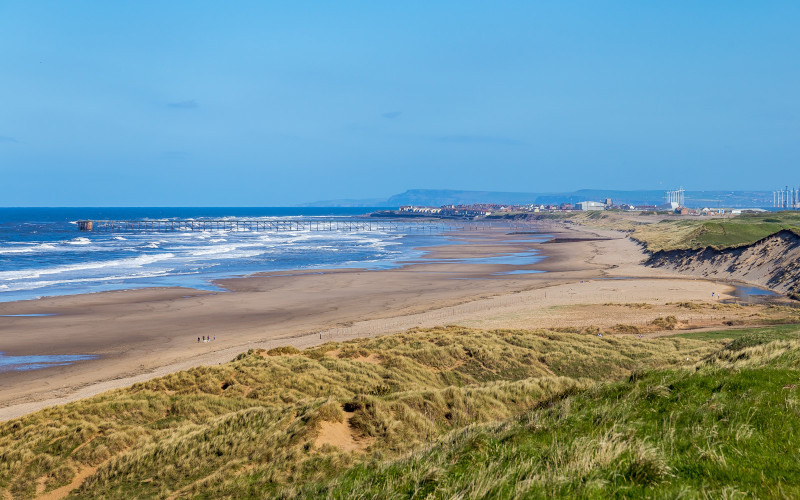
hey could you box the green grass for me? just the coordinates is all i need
[4,324,800,498]
[633,213,800,251]
[683,218,798,249]
[674,323,800,341]
[0,326,716,499]
[293,334,800,499]
[537,210,800,251]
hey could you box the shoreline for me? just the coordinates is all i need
[0,225,786,421]
[0,225,460,306]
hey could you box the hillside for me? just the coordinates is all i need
[0,326,717,499]
[296,328,800,499]
[542,211,800,297]
[630,213,800,252]
[534,211,800,252]
[4,325,797,498]
[646,230,800,299]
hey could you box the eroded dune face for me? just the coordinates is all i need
[646,230,800,297]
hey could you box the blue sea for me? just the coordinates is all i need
[0,208,457,303]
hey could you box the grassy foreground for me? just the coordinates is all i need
[296,330,800,499]
[0,326,716,498]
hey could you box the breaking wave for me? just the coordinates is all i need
[0,211,450,302]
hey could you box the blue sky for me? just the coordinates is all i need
[1,1,798,206]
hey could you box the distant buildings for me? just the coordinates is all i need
[664,188,685,207]
[577,201,606,211]
[773,186,799,209]
[390,193,754,219]
[398,206,442,214]
[398,205,493,217]
[659,201,680,211]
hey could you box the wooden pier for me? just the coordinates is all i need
[76,218,542,233]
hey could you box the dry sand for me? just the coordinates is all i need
[0,225,782,421]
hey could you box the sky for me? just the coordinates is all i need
[1,1,799,206]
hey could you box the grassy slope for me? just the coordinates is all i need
[0,327,715,499]
[296,326,800,499]
[530,211,800,251]
[633,214,800,251]
[618,212,798,251]
[674,323,800,341]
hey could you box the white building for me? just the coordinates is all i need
[658,202,680,211]
[577,201,605,211]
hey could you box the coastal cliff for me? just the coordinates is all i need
[645,229,800,299]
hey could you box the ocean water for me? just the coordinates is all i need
[0,352,99,372]
[0,208,458,303]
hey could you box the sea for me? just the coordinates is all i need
[0,207,458,304]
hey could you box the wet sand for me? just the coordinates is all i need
[0,226,740,420]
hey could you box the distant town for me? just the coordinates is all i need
[370,189,793,220]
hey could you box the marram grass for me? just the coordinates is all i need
[0,326,795,498]
[293,333,800,499]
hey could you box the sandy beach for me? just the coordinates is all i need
[0,225,768,421]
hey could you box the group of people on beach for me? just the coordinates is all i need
[197,335,215,343]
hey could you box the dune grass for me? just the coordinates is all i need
[629,213,799,251]
[675,323,800,341]
[0,326,716,499]
[293,331,800,499]
[537,210,800,251]
[622,216,800,251]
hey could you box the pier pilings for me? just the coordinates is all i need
[75,219,543,233]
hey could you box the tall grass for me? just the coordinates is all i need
[0,326,715,498]
[294,331,800,499]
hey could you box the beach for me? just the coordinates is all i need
[0,225,752,421]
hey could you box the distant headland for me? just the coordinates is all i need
[300,188,782,209]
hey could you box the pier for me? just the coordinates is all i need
[76,218,543,233]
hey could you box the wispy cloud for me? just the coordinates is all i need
[433,134,524,146]
[167,100,198,109]
[382,111,402,119]
[0,135,18,144]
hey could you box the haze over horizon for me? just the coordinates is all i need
[2,2,799,207]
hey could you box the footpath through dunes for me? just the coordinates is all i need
[296,327,800,499]
[0,326,718,499]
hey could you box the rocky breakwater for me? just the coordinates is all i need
[645,229,800,300]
